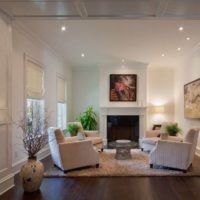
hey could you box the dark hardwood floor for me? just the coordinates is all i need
[1,156,200,200]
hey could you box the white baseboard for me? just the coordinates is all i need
[0,174,15,196]
[12,148,50,175]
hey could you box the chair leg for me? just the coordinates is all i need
[96,164,99,168]
[141,148,144,151]
[101,148,104,152]
[150,164,153,168]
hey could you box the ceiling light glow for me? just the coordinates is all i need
[81,53,85,57]
[161,53,165,57]
[177,47,181,51]
[178,26,183,31]
[186,37,190,41]
[61,26,66,31]
[122,59,125,62]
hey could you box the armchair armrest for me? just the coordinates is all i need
[150,140,192,169]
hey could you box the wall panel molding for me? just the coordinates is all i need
[0,13,14,195]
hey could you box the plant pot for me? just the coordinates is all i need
[20,157,44,192]
[168,132,177,136]
[160,133,168,140]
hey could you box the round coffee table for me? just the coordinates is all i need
[109,140,137,160]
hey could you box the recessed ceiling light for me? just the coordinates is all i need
[61,26,66,31]
[178,26,183,31]
[186,37,190,41]
[81,53,85,57]
[122,59,125,62]
[161,53,165,57]
[177,47,181,51]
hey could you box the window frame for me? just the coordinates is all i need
[56,73,67,129]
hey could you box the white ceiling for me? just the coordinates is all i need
[15,19,200,68]
[1,1,200,68]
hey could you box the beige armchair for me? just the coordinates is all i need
[48,127,99,172]
[149,128,200,172]
[68,122,104,151]
[140,122,182,151]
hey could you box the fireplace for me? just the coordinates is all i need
[107,115,139,143]
[99,107,146,145]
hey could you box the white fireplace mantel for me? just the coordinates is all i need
[99,106,147,144]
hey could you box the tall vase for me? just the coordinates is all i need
[20,157,44,192]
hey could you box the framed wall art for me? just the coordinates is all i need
[110,74,137,102]
[184,78,200,118]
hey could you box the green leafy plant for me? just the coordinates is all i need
[165,124,182,136]
[66,124,80,136]
[77,106,97,130]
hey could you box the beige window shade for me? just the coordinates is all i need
[57,76,66,103]
[26,60,44,99]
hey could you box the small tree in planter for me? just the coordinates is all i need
[77,106,97,130]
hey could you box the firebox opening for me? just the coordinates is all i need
[107,115,139,146]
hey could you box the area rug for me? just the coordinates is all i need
[44,149,200,177]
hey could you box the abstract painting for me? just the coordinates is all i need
[110,74,137,101]
[184,78,200,118]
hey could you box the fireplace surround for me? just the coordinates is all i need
[99,106,146,144]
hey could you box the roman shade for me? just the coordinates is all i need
[57,76,66,103]
[26,60,44,99]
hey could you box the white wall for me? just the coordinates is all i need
[11,23,72,173]
[147,67,175,129]
[0,14,14,195]
[72,67,99,121]
[71,65,176,134]
[175,48,200,154]
[100,66,147,107]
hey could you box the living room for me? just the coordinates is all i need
[0,1,200,199]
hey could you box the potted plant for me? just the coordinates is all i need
[165,124,182,136]
[64,123,80,136]
[17,110,49,193]
[77,106,98,130]
[77,106,98,138]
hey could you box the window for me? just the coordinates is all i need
[26,58,45,130]
[57,75,67,130]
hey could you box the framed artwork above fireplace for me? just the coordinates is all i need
[110,74,137,101]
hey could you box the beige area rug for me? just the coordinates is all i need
[44,149,200,177]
